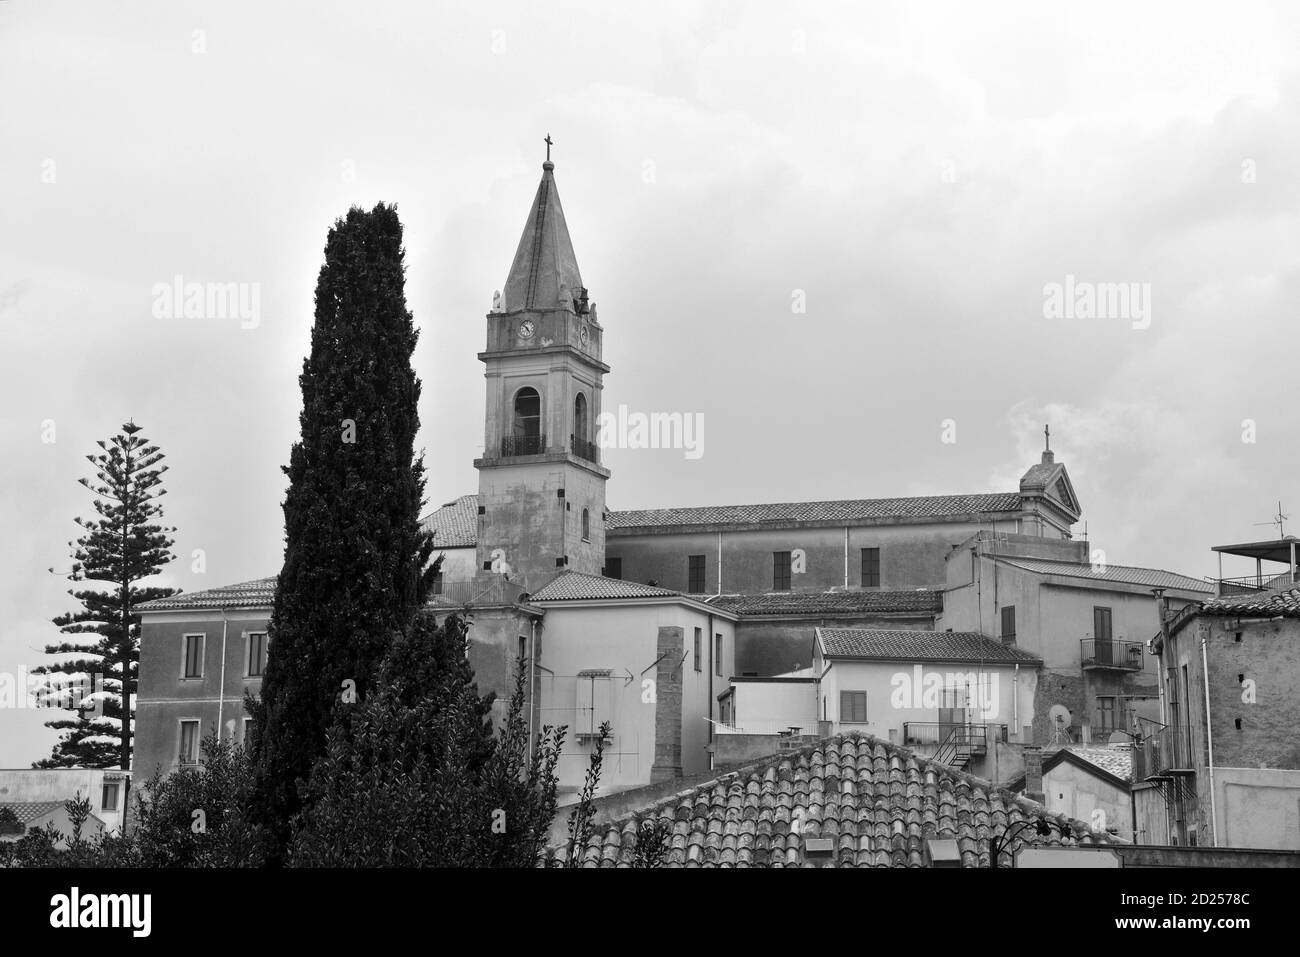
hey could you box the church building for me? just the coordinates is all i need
[134,153,1205,799]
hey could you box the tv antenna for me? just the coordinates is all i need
[1253,501,1288,539]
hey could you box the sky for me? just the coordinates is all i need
[2,0,1298,766]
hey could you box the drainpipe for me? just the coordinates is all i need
[716,532,722,595]
[1201,636,1217,847]
[1013,664,1019,737]
[707,612,714,747]
[217,609,229,740]
[843,527,849,588]
[528,618,537,763]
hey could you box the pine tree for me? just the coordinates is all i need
[248,202,435,860]
[35,421,177,770]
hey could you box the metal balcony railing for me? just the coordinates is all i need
[1080,638,1145,670]
[431,579,528,607]
[501,433,546,457]
[571,435,599,463]
[1215,571,1298,595]
[1134,723,1195,780]
[902,722,1007,748]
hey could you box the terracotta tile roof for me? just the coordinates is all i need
[996,557,1212,594]
[1199,585,1300,618]
[704,590,942,616]
[420,495,479,548]
[607,492,1023,531]
[0,801,65,826]
[529,571,682,602]
[817,628,1041,663]
[550,733,1116,867]
[1061,746,1134,782]
[135,577,277,612]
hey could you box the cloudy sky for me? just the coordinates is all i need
[2,0,1297,765]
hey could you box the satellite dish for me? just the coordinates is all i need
[1048,704,1073,743]
[1106,731,1130,745]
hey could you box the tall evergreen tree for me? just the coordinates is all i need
[249,203,435,859]
[35,421,177,769]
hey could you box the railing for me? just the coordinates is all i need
[902,722,1007,748]
[1134,723,1195,780]
[1080,638,1145,670]
[500,433,546,457]
[431,579,529,607]
[716,718,823,737]
[571,435,599,464]
[1215,571,1298,595]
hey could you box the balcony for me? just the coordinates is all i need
[902,723,1007,748]
[500,433,546,457]
[570,435,599,464]
[1080,638,1145,671]
[431,579,529,607]
[1134,723,1195,780]
[1214,571,1298,596]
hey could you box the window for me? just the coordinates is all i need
[1096,696,1117,733]
[178,720,200,765]
[603,557,622,579]
[861,547,880,588]
[715,634,723,676]
[243,717,255,747]
[573,392,588,443]
[101,781,119,811]
[1000,606,1016,644]
[247,632,267,678]
[773,551,791,591]
[694,627,702,672]
[182,633,204,679]
[575,670,613,738]
[508,387,543,455]
[840,691,867,723]
[688,555,706,593]
[431,569,444,595]
[1093,606,1113,641]
[581,508,590,541]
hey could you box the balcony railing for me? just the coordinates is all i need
[1215,571,1298,595]
[1080,638,1145,670]
[571,435,599,464]
[902,722,1007,748]
[431,579,529,607]
[1134,723,1195,780]
[501,433,546,457]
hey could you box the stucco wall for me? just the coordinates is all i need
[1041,759,1133,841]
[1214,767,1300,850]
[606,520,996,596]
[0,768,128,833]
[734,614,935,678]
[728,679,818,733]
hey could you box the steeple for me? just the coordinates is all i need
[501,147,585,313]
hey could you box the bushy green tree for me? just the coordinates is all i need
[249,203,434,860]
[36,421,177,768]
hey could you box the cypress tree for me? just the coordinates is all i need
[249,203,434,859]
[35,421,177,769]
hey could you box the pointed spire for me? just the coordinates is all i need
[501,147,584,313]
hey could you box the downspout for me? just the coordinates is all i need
[707,612,715,768]
[528,618,537,763]
[716,532,722,595]
[843,527,849,588]
[217,609,229,740]
[1201,636,1217,847]
[1013,664,1019,737]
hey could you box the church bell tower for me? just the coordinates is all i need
[473,145,610,590]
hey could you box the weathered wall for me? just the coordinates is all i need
[727,679,819,733]
[735,614,935,678]
[1041,759,1133,841]
[1214,767,1300,850]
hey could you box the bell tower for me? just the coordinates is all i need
[473,147,611,590]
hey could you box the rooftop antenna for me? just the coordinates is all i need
[1253,501,1288,539]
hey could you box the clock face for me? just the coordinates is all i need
[518,319,535,339]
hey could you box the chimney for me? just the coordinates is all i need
[1150,588,1169,656]
[650,626,684,783]
[1022,746,1045,804]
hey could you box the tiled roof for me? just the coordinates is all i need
[135,577,277,612]
[704,590,942,617]
[420,495,479,548]
[0,801,64,826]
[550,733,1116,867]
[1061,746,1133,782]
[817,628,1041,663]
[528,571,682,602]
[996,557,1212,594]
[1198,585,1300,618]
[607,492,1024,530]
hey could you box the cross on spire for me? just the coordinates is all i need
[1044,423,1051,452]
[544,133,553,162]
